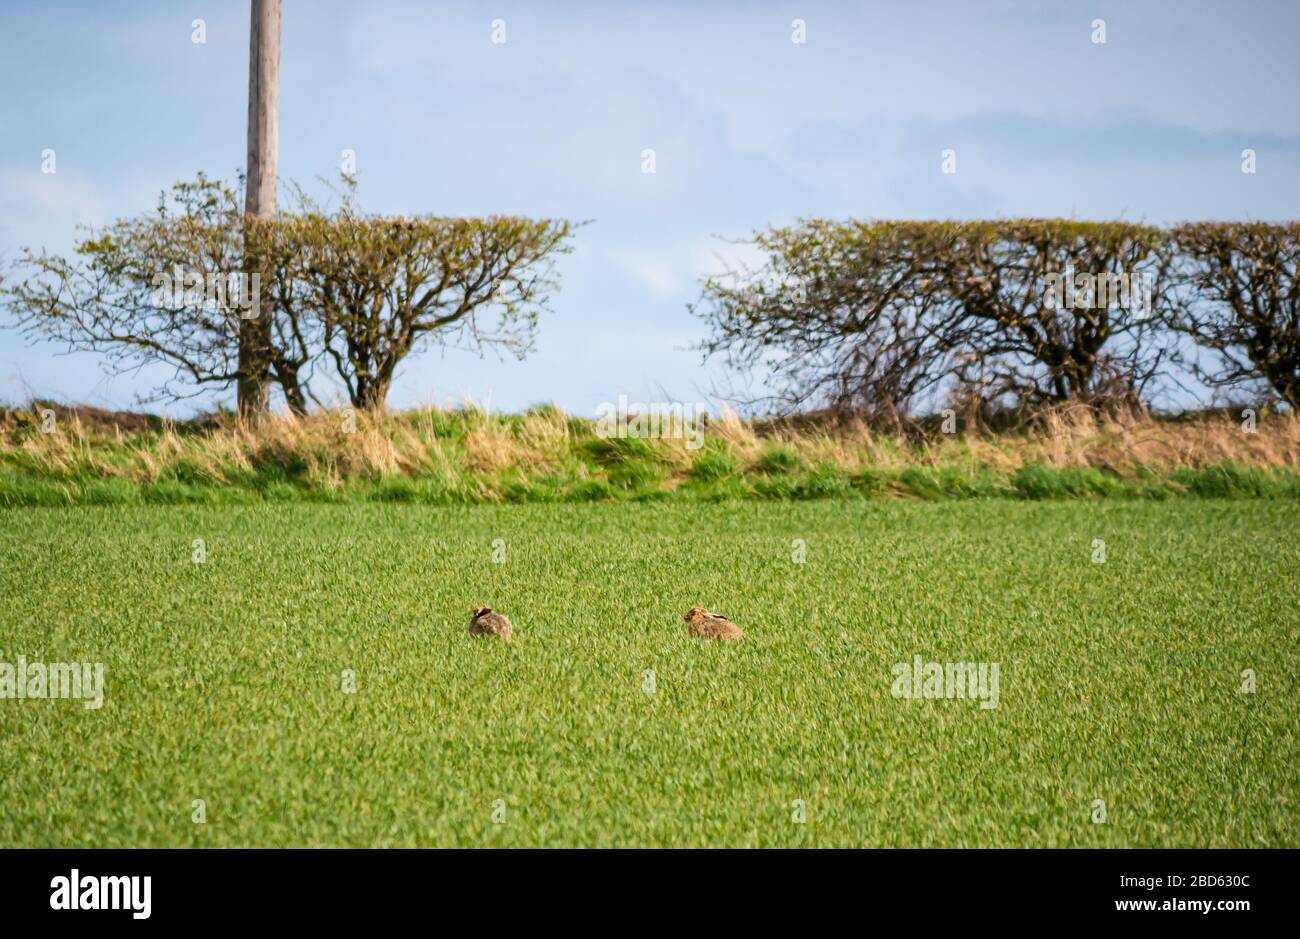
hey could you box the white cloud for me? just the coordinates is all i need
[605,248,682,296]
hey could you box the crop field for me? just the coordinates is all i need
[1,499,1296,847]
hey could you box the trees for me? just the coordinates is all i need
[1167,222,1300,408]
[694,220,1176,422]
[2,175,283,408]
[692,221,963,425]
[279,212,574,410]
[1,174,575,413]
[942,221,1170,407]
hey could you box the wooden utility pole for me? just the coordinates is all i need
[238,0,280,420]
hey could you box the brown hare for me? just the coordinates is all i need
[468,606,513,641]
[684,606,742,641]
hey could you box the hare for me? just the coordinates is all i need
[684,606,742,641]
[468,606,513,641]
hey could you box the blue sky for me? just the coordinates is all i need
[1,0,1297,416]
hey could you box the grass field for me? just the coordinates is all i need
[1,499,1296,847]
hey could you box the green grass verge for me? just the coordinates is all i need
[2,459,1297,507]
[1,500,1295,846]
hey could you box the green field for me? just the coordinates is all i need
[1,500,1296,847]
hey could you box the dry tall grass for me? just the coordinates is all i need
[702,404,1299,474]
[2,401,1296,503]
